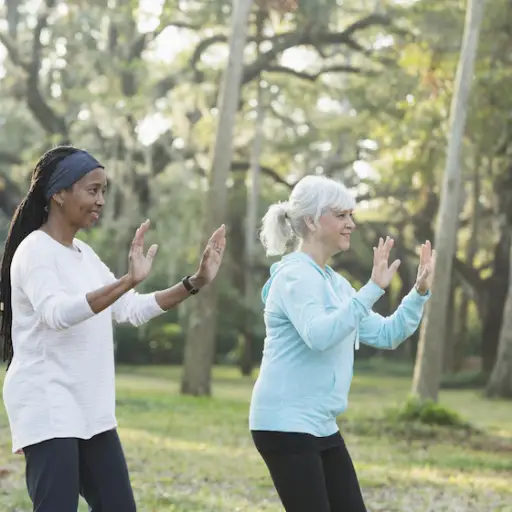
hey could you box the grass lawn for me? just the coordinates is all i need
[1,360,511,511]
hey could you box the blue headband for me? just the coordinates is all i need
[44,150,104,201]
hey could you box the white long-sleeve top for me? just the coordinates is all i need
[2,230,164,453]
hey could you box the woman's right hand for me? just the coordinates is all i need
[127,219,159,286]
[370,236,401,289]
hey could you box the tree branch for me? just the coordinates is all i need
[231,161,423,203]
[181,14,393,98]
[0,31,29,70]
[190,34,228,70]
[242,26,311,84]
[340,13,391,39]
[13,0,68,138]
[264,64,375,81]
[196,13,392,68]
[121,0,201,97]
[152,0,202,38]
[241,32,386,85]
[92,128,176,178]
[154,20,201,36]
[231,161,291,187]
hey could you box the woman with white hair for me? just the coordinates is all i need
[249,175,435,512]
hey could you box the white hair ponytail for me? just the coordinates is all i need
[259,175,356,258]
[259,201,294,256]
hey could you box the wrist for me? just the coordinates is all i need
[121,274,138,290]
[189,274,207,290]
[369,278,385,291]
[415,284,428,295]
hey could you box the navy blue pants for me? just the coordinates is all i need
[23,429,136,512]
[252,431,367,512]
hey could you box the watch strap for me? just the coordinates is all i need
[182,275,199,295]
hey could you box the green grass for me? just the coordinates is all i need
[1,361,511,511]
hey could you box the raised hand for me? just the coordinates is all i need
[127,220,158,286]
[415,240,436,295]
[192,225,227,288]
[370,236,401,289]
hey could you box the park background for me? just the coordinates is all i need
[0,0,511,510]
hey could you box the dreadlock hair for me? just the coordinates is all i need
[0,145,80,365]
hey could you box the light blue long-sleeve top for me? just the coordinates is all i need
[249,251,431,437]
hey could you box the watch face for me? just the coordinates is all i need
[183,276,198,294]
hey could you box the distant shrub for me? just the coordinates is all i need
[338,396,482,447]
[386,396,470,428]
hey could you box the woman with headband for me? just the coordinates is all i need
[0,145,226,511]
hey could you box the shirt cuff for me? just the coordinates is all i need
[65,295,96,325]
[148,292,166,315]
[408,287,431,303]
[354,280,386,311]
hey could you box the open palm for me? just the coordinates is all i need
[370,236,401,289]
[128,220,158,285]
[416,240,436,294]
[194,225,227,286]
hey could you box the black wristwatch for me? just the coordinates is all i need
[182,275,200,295]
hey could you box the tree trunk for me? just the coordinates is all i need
[452,161,481,372]
[481,229,511,373]
[181,0,254,396]
[394,249,417,361]
[228,173,249,373]
[486,228,512,398]
[454,293,470,372]
[239,98,263,374]
[411,0,485,402]
[443,277,457,372]
[240,10,265,377]
[481,160,512,373]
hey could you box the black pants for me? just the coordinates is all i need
[23,429,136,512]
[252,430,367,512]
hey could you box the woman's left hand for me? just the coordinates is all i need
[191,225,227,288]
[415,240,436,295]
